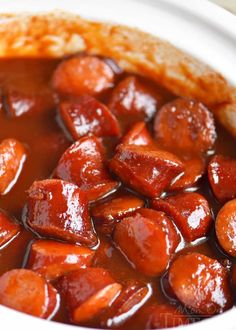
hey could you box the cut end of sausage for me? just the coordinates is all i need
[25,179,97,247]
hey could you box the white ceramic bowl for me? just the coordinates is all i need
[0,0,235,329]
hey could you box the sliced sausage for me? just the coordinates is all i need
[152,192,212,242]
[208,155,236,203]
[59,96,120,140]
[26,239,95,281]
[100,281,151,328]
[215,199,236,257]
[25,179,97,247]
[52,55,115,96]
[113,208,180,276]
[0,209,20,247]
[169,253,233,315]
[108,76,162,122]
[170,158,205,191]
[0,269,58,318]
[54,136,119,202]
[133,304,189,329]
[5,90,55,117]
[91,195,145,235]
[43,283,60,320]
[122,122,153,146]
[232,264,236,288]
[57,268,121,324]
[0,138,26,194]
[154,98,217,155]
[109,144,184,198]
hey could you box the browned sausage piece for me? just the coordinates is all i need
[170,158,205,191]
[52,56,115,96]
[26,239,95,281]
[169,253,233,315]
[59,96,120,140]
[154,98,216,155]
[0,269,59,318]
[54,136,119,202]
[91,195,145,235]
[152,192,212,242]
[5,90,55,117]
[109,145,184,198]
[121,122,153,146]
[0,138,26,194]
[132,304,189,329]
[100,281,151,328]
[108,76,163,122]
[43,283,60,320]
[57,268,121,324]
[25,179,97,247]
[208,155,236,203]
[215,199,236,257]
[0,209,20,247]
[113,208,180,276]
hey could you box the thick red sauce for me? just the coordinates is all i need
[0,58,235,329]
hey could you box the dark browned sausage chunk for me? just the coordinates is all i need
[91,195,145,235]
[25,179,97,247]
[109,145,184,198]
[52,56,115,96]
[152,192,212,242]
[132,304,189,329]
[0,269,59,318]
[54,136,119,202]
[0,138,26,194]
[169,253,233,315]
[59,96,120,140]
[170,158,205,191]
[208,155,236,203]
[215,199,236,257]
[57,268,122,324]
[108,76,163,122]
[26,239,95,281]
[0,210,20,247]
[122,122,153,146]
[100,281,151,328]
[154,98,216,155]
[113,208,180,276]
[5,90,55,117]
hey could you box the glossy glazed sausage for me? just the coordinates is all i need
[108,76,161,123]
[26,239,95,280]
[59,96,120,140]
[91,195,145,235]
[0,138,26,194]
[208,155,236,203]
[113,208,180,276]
[154,98,216,155]
[109,144,184,198]
[121,122,153,146]
[5,90,55,117]
[215,199,236,257]
[0,209,20,247]
[57,268,121,324]
[100,281,151,328]
[52,56,115,96]
[169,253,233,315]
[54,136,119,202]
[152,192,212,242]
[25,179,97,247]
[0,269,59,318]
[170,158,205,191]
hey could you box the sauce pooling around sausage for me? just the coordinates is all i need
[0,56,235,330]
